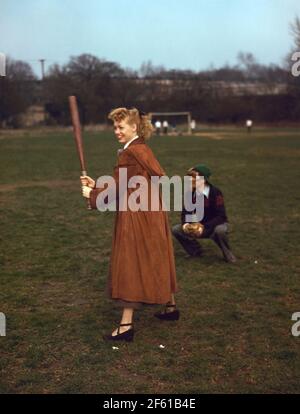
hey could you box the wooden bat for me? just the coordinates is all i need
[68,95,92,210]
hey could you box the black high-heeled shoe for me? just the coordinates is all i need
[103,323,134,342]
[154,304,180,321]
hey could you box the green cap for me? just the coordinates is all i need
[192,164,211,179]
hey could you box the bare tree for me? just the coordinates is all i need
[290,16,300,49]
[44,54,127,124]
[139,61,166,78]
[0,57,37,127]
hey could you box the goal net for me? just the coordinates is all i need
[149,111,192,134]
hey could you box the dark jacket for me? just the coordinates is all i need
[181,183,228,237]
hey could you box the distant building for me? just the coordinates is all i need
[19,105,46,127]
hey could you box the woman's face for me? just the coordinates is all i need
[113,118,137,144]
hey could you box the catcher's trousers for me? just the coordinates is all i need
[172,223,234,260]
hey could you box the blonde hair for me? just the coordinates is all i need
[108,107,154,140]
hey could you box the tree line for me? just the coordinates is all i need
[1,18,299,127]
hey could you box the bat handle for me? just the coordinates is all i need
[82,170,92,210]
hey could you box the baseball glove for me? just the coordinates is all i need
[182,222,204,237]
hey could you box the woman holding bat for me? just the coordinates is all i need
[80,108,179,342]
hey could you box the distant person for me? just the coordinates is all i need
[163,120,169,135]
[172,164,237,263]
[155,120,162,135]
[191,119,196,134]
[246,119,253,134]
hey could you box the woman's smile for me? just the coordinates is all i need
[114,119,137,144]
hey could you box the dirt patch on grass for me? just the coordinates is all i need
[0,180,77,192]
[192,130,300,140]
[194,132,224,140]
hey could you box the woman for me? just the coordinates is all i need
[81,108,178,342]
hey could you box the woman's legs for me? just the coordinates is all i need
[154,293,180,320]
[111,295,178,335]
[111,307,134,336]
[166,294,176,312]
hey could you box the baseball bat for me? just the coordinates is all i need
[68,95,92,210]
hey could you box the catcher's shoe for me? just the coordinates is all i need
[154,304,180,321]
[223,251,237,263]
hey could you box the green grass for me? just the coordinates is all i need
[0,127,300,394]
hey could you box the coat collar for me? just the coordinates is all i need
[117,137,145,157]
[125,136,145,148]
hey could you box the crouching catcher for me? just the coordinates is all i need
[172,164,237,263]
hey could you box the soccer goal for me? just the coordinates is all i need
[150,111,192,134]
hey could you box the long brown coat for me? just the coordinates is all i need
[89,137,177,305]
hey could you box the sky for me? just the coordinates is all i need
[1,0,300,78]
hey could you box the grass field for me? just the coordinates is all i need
[0,127,300,394]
